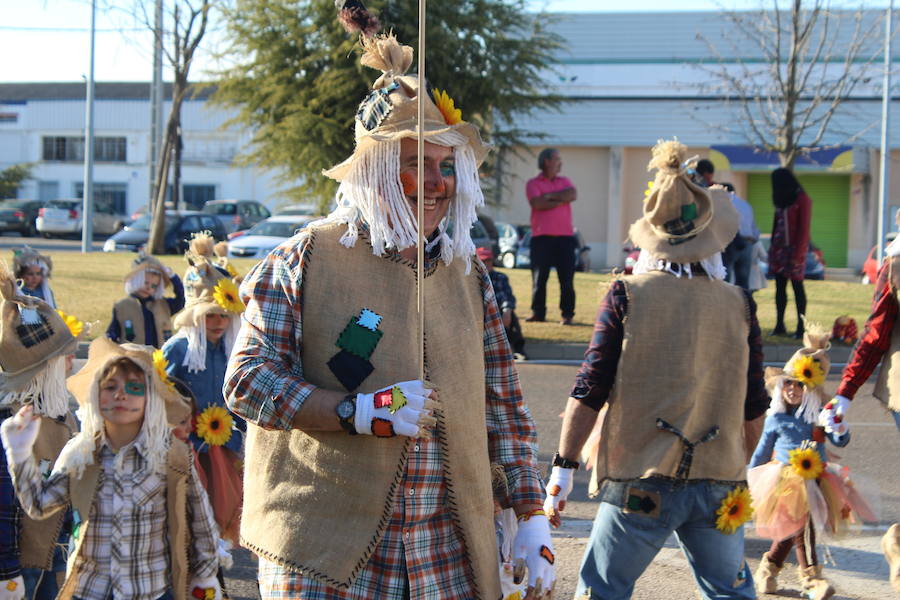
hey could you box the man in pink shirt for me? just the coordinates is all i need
[526,148,578,324]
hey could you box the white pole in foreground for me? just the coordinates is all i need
[81,0,96,253]
[416,0,426,382]
[878,0,894,265]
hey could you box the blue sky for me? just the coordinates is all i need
[0,0,891,83]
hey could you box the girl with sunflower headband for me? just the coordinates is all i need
[162,234,246,547]
[748,321,878,599]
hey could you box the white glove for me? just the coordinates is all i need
[216,538,234,570]
[1,405,41,465]
[543,466,575,528]
[0,576,25,600]
[354,380,436,438]
[164,266,175,278]
[189,575,222,600]
[512,513,556,597]
[819,395,850,435]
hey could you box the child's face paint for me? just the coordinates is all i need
[136,272,162,299]
[99,371,147,428]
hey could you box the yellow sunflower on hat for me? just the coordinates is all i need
[791,355,825,390]
[715,486,754,534]
[432,89,462,125]
[789,446,824,480]
[196,405,233,447]
[57,310,84,338]
[152,349,175,392]
[213,278,244,314]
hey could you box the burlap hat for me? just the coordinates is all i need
[13,246,53,278]
[126,252,172,288]
[629,140,739,264]
[323,34,491,181]
[174,252,244,330]
[67,336,190,424]
[763,321,832,402]
[0,261,81,393]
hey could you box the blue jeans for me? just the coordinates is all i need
[892,410,900,432]
[577,478,755,600]
[74,592,172,600]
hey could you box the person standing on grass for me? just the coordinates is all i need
[526,148,578,325]
[768,168,811,340]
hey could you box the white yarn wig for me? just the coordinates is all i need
[767,379,821,424]
[169,315,241,374]
[313,129,484,273]
[632,248,727,281]
[54,362,170,478]
[17,256,56,308]
[125,268,165,300]
[0,354,69,418]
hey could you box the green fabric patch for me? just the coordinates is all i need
[336,318,384,360]
[623,488,661,518]
[389,387,408,414]
[681,202,698,222]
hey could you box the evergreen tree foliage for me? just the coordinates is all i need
[0,164,33,198]
[211,0,563,204]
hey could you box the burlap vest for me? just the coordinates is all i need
[57,439,192,600]
[241,224,499,597]
[873,255,900,411]
[114,296,173,346]
[589,272,750,495]
[18,412,77,570]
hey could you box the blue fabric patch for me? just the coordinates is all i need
[356,308,383,331]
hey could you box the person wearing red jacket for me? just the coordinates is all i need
[768,168,811,339]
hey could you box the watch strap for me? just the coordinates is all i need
[552,452,579,470]
[338,394,358,435]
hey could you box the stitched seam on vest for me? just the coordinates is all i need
[239,539,347,588]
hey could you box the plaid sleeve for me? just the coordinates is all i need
[9,453,69,522]
[744,291,768,421]
[480,270,543,507]
[224,234,319,431]
[839,259,898,399]
[186,460,220,580]
[0,414,22,579]
[491,271,516,311]
[570,280,628,411]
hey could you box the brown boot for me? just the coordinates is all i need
[797,565,835,600]
[882,523,900,594]
[754,554,782,594]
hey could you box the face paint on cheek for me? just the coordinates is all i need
[125,381,146,397]
[400,171,417,196]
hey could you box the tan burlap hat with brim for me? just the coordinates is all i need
[629,140,739,264]
[763,320,832,402]
[126,253,172,288]
[0,261,81,393]
[174,251,244,330]
[67,336,190,424]
[323,34,491,181]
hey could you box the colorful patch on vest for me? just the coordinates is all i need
[356,82,399,131]
[732,560,750,588]
[328,309,384,391]
[327,350,375,392]
[389,386,407,414]
[623,488,661,518]
[373,388,393,409]
[15,312,54,348]
[371,417,395,438]
[336,317,384,360]
[356,308,382,331]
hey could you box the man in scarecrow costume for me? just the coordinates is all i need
[225,33,553,600]
[542,140,769,600]
[0,260,84,600]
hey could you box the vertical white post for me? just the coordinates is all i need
[149,0,164,210]
[81,0,96,253]
[417,0,426,382]
[878,1,894,264]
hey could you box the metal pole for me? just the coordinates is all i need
[81,0,96,253]
[878,0,894,264]
[417,0,426,382]
[149,0,164,211]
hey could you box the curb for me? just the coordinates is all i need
[520,342,855,363]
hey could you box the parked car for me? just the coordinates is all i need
[202,199,271,234]
[274,203,320,216]
[496,222,523,269]
[102,211,227,254]
[623,244,641,274]
[758,234,826,280]
[861,232,897,284]
[37,198,127,238]
[512,227,592,272]
[0,199,44,236]
[227,216,315,259]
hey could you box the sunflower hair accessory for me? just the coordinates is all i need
[790,355,826,390]
[789,443,824,480]
[57,309,85,338]
[432,89,462,125]
[715,486,753,534]
[152,349,176,393]
[197,405,233,447]
[212,278,245,314]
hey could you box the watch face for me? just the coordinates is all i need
[337,399,355,420]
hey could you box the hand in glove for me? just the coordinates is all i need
[543,466,574,528]
[512,512,556,599]
[355,380,437,438]
[190,575,222,600]
[819,395,850,436]
[0,576,25,600]
[0,405,41,465]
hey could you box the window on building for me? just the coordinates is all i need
[182,184,216,210]
[0,113,18,123]
[74,182,127,214]
[42,136,126,162]
[38,181,59,201]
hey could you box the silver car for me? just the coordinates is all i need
[36,198,126,238]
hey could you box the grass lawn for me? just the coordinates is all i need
[29,253,874,348]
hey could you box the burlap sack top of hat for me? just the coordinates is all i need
[174,236,244,330]
[13,246,53,278]
[67,336,190,425]
[322,33,491,182]
[126,252,172,288]
[628,140,739,264]
[764,320,832,401]
[0,260,81,393]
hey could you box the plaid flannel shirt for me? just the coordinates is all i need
[0,408,22,580]
[10,433,219,600]
[225,231,543,599]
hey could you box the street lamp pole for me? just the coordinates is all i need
[878,0,894,264]
[81,0,96,253]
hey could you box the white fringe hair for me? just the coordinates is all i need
[632,249,727,280]
[0,355,69,417]
[313,130,484,273]
[54,368,170,478]
[170,315,241,373]
[125,268,165,300]
[767,379,821,424]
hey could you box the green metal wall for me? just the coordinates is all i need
[746,173,850,268]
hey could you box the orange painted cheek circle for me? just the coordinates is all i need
[400,172,417,195]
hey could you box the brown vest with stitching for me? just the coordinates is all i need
[241,224,499,597]
[113,296,173,347]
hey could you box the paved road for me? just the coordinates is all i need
[0,232,104,252]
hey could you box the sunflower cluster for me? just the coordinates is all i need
[432,89,462,126]
[196,405,233,447]
[715,486,754,535]
[213,278,245,314]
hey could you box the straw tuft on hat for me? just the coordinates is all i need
[188,231,216,259]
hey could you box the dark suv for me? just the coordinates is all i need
[202,199,271,234]
[0,199,43,236]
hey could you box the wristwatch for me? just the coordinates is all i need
[336,394,358,435]
[552,452,580,470]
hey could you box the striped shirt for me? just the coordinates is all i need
[226,231,543,599]
[10,433,219,600]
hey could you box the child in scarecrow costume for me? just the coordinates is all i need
[0,262,83,600]
[13,246,56,308]
[106,253,184,348]
[749,323,878,599]
[1,337,222,600]
[162,242,245,546]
